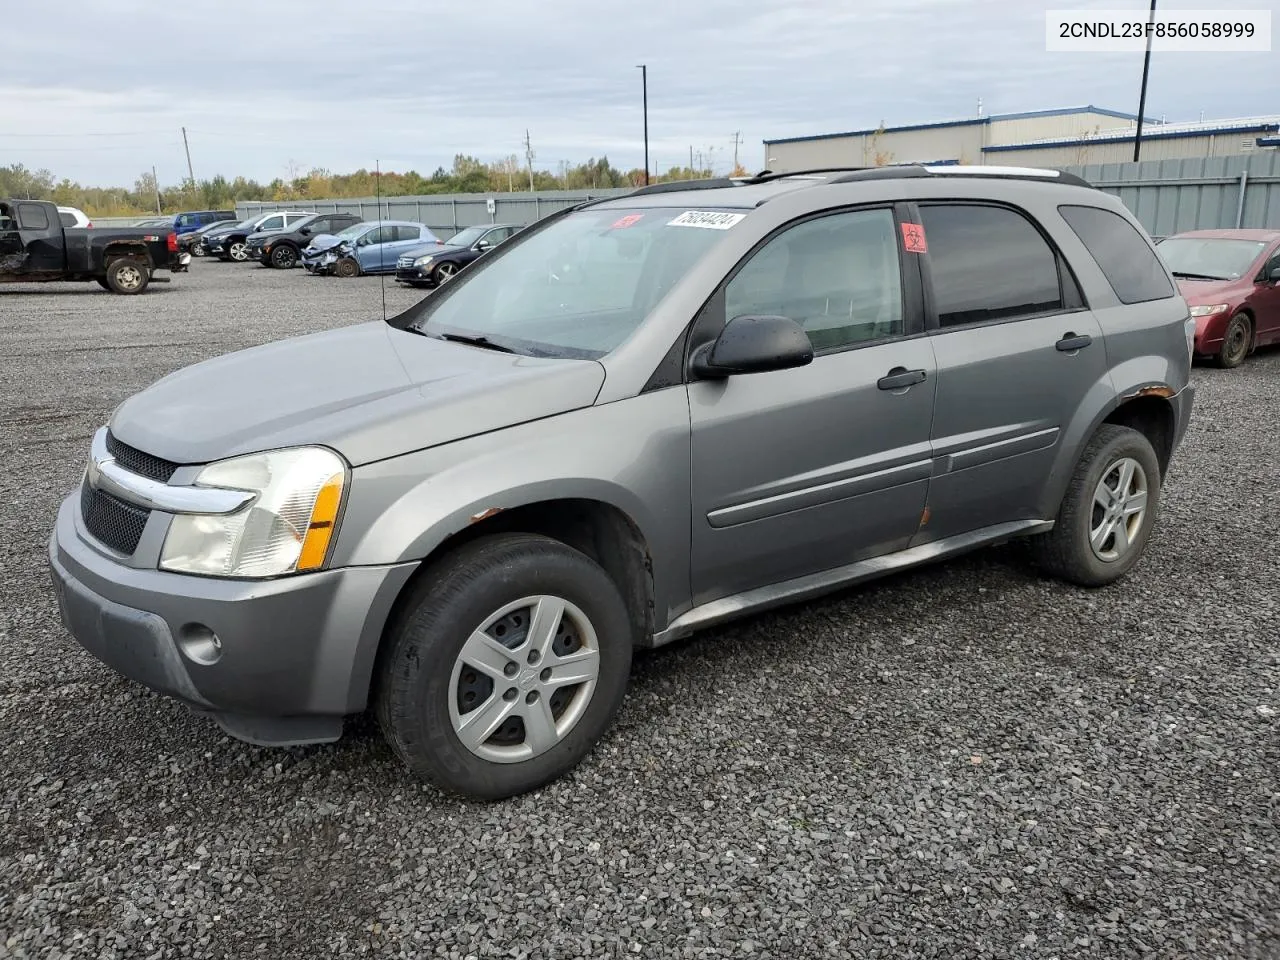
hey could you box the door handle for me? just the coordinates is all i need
[1056,333,1093,352]
[877,367,928,391]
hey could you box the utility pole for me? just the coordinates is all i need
[731,131,742,171]
[1133,0,1157,162]
[152,165,161,214]
[524,130,536,192]
[636,65,649,185]
[689,145,694,173]
[181,126,195,185]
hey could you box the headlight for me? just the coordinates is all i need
[413,255,434,266]
[159,446,346,578]
[1189,304,1229,317]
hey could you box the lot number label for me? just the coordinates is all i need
[667,211,746,230]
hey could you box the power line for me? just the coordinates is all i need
[0,130,165,138]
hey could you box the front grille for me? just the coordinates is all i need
[81,481,150,555]
[105,431,178,482]
[397,255,414,269]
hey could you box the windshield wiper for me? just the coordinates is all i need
[1171,270,1226,281]
[435,332,518,354]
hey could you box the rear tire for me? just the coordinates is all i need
[104,258,150,295]
[1029,424,1161,587]
[191,245,206,258]
[376,534,633,800]
[1215,312,1251,368]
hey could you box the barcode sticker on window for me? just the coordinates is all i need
[667,211,746,230]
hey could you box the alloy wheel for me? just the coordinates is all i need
[448,595,600,764]
[1089,457,1148,562]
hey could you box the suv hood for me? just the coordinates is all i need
[109,321,606,467]
[247,227,293,242]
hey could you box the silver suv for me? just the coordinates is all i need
[49,166,1196,800]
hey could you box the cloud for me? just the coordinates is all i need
[1,0,1277,185]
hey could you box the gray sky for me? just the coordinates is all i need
[3,0,1277,187]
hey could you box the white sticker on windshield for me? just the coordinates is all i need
[667,210,746,230]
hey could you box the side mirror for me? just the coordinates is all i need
[690,314,814,379]
[1269,265,1280,283]
[299,227,311,235]
[476,240,492,250]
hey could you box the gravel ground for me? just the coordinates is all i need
[0,262,1276,959]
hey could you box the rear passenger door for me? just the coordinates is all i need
[911,201,1107,543]
[688,205,937,606]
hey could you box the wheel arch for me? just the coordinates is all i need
[102,240,153,268]
[354,494,658,715]
[1037,371,1181,520]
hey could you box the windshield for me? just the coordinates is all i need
[1156,237,1268,280]
[403,206,738,358]
[332,223,366,240]
[445,226,487,247]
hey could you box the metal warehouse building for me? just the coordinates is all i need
[763,106,1280,171]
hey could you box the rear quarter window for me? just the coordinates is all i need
[1058,204,1174,304]
[18,203,50,230]
[59,212,77,227]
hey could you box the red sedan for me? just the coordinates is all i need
[1156,229,1280,368]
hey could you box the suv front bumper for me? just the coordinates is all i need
[47,493,417,746]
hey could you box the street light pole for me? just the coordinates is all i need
[636,64,649,185]
[1133,0,1157,162]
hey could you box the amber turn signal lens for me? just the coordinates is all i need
[297,473,344,572]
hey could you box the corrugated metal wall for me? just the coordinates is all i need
[224,153,1280,240]
[235,189,630,238]
[1060,152,1280,236]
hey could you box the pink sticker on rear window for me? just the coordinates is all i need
[611,214,644,229]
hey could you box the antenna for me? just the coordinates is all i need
[376,159,386,323]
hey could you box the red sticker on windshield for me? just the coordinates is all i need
[611,214,644,229]
[901,222,927,253]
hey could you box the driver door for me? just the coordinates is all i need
[687,205,938,606]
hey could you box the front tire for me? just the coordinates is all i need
[431,261,460,285]
[269,244,298,269]
[104,258,150,295]
[1215,312,1251,368]
[227,240,249,262]
[333,256,360,278]
[376,534,633,800]
[1029,424,1161,587]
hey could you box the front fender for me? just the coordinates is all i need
[330,388,694,629]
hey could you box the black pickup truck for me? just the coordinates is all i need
[0,199,189,294]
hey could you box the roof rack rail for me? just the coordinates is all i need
[627,177,738,196]
[828,164,1095,189]
[742,166,876,184]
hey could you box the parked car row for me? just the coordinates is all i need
[193,209,525,288]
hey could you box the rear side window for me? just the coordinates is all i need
[1058,204,1174,304]
[17,203,50,230]
[920,203,1063,328]
[59,212,76,227]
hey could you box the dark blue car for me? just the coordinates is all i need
[171,210,236,236]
